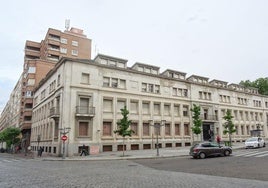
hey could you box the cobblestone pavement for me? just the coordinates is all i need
[1,155,268,188]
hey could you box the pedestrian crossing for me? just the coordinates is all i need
[233,150,268,158]
[0,158,35,164]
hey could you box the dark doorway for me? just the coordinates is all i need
[203,124,211,141]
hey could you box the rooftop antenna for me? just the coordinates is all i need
[65,19,70,31]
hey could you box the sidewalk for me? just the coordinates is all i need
[41,143,245,161]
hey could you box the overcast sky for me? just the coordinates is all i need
[1,0,268,112]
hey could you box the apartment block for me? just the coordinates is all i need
[0,27,92,148]
[31,55,268,157]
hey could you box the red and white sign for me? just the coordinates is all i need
[61,135,68,141]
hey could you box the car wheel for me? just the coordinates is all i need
[199,152,206,159]
[263,143,266,147]
[224,150,230,156]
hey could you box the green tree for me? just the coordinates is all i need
[114,106,134,157]
[1,127,21,149]
[190,104,202,142]
[223,110,236,146]
[240,77,268,95]
[0,132,5,149]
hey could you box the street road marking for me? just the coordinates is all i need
[254,151,268,157]
[234,151,259,157]
[3,159,12,163]
[244,151,268,157]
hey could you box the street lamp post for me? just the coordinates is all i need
[59,127,71,159]
[149,119,166,156]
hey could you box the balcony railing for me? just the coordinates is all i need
[200,114,218,121]
[75,106,95,117]
[49,107,60,118]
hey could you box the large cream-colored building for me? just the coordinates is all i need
[31,54,268,157]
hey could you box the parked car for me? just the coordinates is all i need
[245,137,266,149]
[189,142,232,159]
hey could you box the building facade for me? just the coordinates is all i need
[31,55,268,157]
[0,26,92,151]
[0,75,22,131]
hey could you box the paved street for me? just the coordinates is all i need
[134,147,268,181]
[0,145,268,188]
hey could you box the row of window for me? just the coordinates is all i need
[102,98,189,116]
[199,91,212,100]
[60,38,78,46]
[60,48,78,56]
[221,109,265,122]
[79,73,268,108]
[101,122,190,137]
[34,75,61,105]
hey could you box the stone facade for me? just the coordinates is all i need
[31,55,268,157]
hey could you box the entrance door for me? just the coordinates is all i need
[203,124,211,141]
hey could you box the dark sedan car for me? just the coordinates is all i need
[189,142,232,159]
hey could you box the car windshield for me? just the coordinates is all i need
[246,138,258,142]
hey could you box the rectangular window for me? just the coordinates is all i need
[199,91,202,99]
[183,105,188,117]
[117,100,126,112]
[28,67,36,73]
[174,105,180,116]
[148,84,154,92]
[109,60,116,66]
[103,99,113,112]
[81,73,90,84]
[175,124,180,135]
[119,79,126,89]
[60,48,67,54]
[143,123,150,136]
[155,85,160,93]
[183,89,188,97]
[184,124,189,135]
[103,122,112,136]
[72,40,78,46]
[79,122,88,136]
[103,77,110,87]
[61,38,67,44]
[26,91,32,97]
[111,78,118,88]
[130,101,138,114]
[142,83,147,92]
[164,104,170,116]
[79,98,89,114]
[131,123,138,136]
[165,124,171,136]
[142,102,150,114]
[27,79,35,86]
[154,103,160,115]
[72,49,78,56]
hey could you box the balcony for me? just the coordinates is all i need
[200,114,218,121]
[75,106,95,118]
[49,107,60,119]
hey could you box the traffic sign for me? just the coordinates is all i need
[61,135,68,141]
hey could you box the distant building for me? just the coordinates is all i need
[31,55,268,157]
[0,27,92,147]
